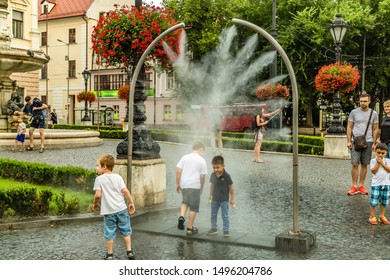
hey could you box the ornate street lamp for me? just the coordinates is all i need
[81,68,91,121]
[327,14,349,134]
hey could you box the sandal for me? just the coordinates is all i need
[186,226,199,236]
[103,252,113,260]
[127,249,135,260]
[39,147,44,153]
[26,146,34,151]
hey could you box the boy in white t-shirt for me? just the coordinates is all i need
[369,143,390,225]
[176,140,208,235]
[92,154,136,259]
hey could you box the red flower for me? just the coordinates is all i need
[118,84,130,100]
[91,4,179,69]
[256,83,290,101]
[314,62,360,95]
[77,91,96,103]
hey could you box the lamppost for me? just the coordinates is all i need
[57,39,70,124]
[81,68,91,121]
[327,14,349,134]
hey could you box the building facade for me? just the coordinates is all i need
[8,0,42,97]
[38,0,186,127]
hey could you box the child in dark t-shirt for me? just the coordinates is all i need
[207,155,235,237]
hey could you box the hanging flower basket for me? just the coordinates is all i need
[91,4,179,69]
[314,62,360,95]
[256,83,290,101]
[77,90,96,103]
[118,84,130,101]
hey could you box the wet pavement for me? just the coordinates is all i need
[1,139,390,260]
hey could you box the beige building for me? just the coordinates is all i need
[38,0,186,127]
[7,0,42,97]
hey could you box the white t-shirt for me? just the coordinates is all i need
[93,173,127,215]
[370,158,390,186]
[177,152,207,189]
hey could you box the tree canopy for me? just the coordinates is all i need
[163,0,390,125]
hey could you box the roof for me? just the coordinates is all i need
[38,0,94,20]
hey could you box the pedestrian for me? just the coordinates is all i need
[176,140,208,236]
[207,155,235,237]
[253,106,281,163]
[50,108,58,125]
[346,92,379,195]
[208,108,224,155]
[21,96,48,153]
[368,143,390,225]
[92,154,136,260]
[377,100,390,158]
[12,116,26,152]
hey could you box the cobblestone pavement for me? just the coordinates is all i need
[1,139,390,260]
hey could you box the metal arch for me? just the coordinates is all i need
[232,18,300,235]
[127,23,186,192]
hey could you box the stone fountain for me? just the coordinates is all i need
[0,1,103,150]
[0,1,49,132]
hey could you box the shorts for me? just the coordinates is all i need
[350,142,373,165]
[15,134,25,143]
[181,188,201,213]
[255,130,263,140]
[103,209,132,240]
[370,185,390,207]
[30,115,46,129]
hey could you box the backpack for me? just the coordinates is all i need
[251,114,260,131]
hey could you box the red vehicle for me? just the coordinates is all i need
[192,103,266,133]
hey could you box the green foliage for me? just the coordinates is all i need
[0,188,53,218]
[0,159,96,193]
[54,191,80,216]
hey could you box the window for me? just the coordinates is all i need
[41,64,48,79]
[163,105,172,121]
[145,73,152,89]
[93,74,126,91]
[68,60,76,78]
[41,32,47,46]
[176,105,184,121]
[12,10,23,39]
[69,28,76,44]
[166,72,174,89]
[113,105,119,120]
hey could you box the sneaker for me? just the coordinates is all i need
[369,216,377,225]
[103,252,113,260]
[187,226,199,236]
[177,216,185,230]
[347,186,359,196]
[224,231,230,237]
[379,216,390,225]
[358,186,368,195]
[207,228,218,235]
[126,249,135,260]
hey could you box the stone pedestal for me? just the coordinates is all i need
[324,134,349,159]
[275,230,316,253]
[113,158,167,209]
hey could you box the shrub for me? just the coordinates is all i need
[54,191,80,215]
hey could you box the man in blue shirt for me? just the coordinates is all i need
[23,96,48,153]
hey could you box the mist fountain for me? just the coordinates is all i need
[162,20,314,253]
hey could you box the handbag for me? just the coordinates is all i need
[353,109,373,151]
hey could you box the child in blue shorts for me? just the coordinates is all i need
[369,143,390,225]
[92,154,136,259]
